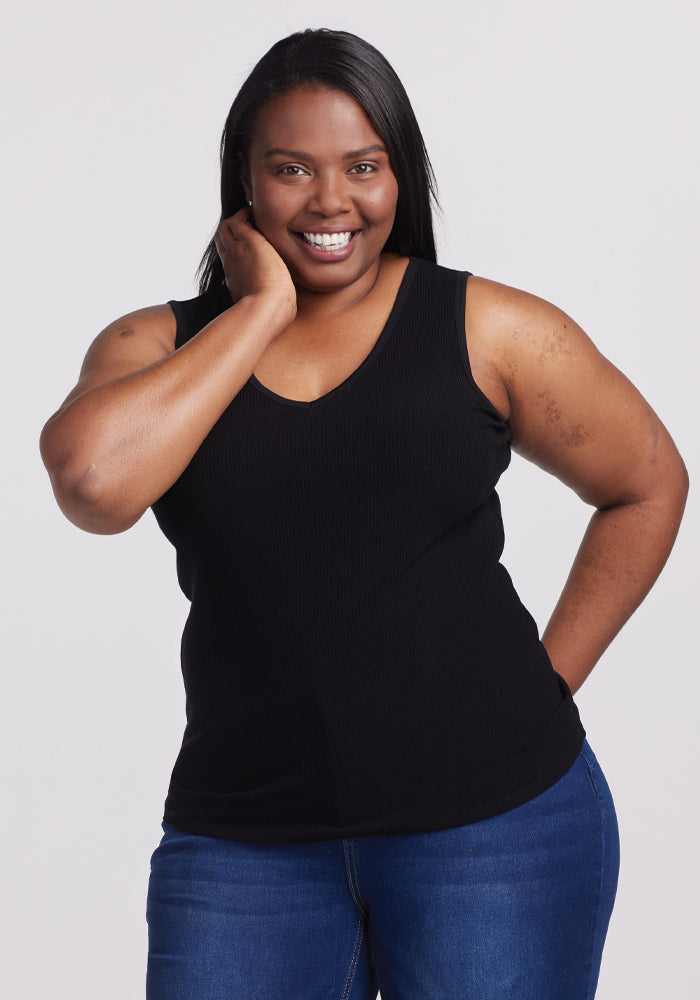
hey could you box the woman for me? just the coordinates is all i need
[40,28,687,1000]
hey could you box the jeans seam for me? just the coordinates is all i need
[343,839,369,917]
[341,840,378,997]
[340,915,365,1000]
[580,743,602,801]
[581,750,608,1000]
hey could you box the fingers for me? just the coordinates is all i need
[212,206,295,311]
[215,210,261,268]
[221,207,254,240]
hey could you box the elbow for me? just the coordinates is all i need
[675,454,690,527]
[650,448,690,538]
[679,455,690,505]
[666,445,690,517]
[51,467,141,535]
[40,428,141,535]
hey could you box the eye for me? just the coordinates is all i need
[348,162,376,175]
[277,164,309,177]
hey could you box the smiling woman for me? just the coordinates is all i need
[239,85,399,294]
[39,27,687,1000]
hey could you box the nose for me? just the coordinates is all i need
[306,170,352,217]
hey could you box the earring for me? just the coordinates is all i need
[247,200,252,207]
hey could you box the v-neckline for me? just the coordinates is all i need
[247,258,416,409]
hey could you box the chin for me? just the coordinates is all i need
[292,261,369,293]
[288,246,387,292]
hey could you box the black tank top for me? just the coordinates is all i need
[151,256,585,843]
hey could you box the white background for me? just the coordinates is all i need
[3,1,698,996]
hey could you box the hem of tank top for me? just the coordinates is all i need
[161,726,586,845]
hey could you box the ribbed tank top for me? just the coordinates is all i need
[151,256,585,843]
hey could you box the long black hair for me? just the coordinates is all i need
[196,28,438,293]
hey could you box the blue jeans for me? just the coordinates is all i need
[146,740,619,999]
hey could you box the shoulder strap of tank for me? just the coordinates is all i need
[168,283,233,349]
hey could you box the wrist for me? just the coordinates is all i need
[241,289,296,333]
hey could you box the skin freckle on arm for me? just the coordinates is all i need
[567,422,591,447]
[538,389,562,425]
[537,327,574,366]
[536,390,591,448]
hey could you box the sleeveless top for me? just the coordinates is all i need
[151,256,585,843]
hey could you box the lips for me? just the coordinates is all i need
[293,228,360,261]
[298,230,357,250]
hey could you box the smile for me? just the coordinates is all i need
[299,231,355,250]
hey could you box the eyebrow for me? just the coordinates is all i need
[263,144,388,160]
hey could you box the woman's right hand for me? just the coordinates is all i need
[214,208,297,325]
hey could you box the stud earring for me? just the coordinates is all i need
[247,200,252,207]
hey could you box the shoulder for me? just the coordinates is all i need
[79,283,232,391]
[86,302,178,363]
[462,275,675,505]
[462,275,603,423]
[464,275,578,351]
[55,304,177,410]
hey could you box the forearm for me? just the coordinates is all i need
[541,475,688,693]
[41,293,289,533]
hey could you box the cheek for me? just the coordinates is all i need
[362,178,399,226]
[250,183,301,233]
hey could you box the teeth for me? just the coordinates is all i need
[302,231,353,249]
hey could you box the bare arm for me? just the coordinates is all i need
[465,277,689,693]
[40,211,296,534]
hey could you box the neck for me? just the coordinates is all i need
[292,255,386,322]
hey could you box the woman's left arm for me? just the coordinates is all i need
[465,278,689,694]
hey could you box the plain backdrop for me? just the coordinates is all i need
[3,1,698,997]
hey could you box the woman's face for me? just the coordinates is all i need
[241,85,399,294]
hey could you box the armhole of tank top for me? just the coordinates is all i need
[168,285,233,351]
[166,299,186,350]
[455,271,509,426]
